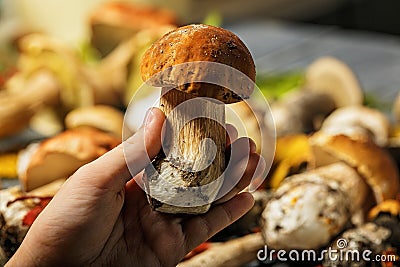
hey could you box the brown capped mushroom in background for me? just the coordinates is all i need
[310,133,400,203]
[140,24,256,214]
[320,105,390,146]
[18,128,120,192]
[89,2,178,56]
[261,132,399,250]
[65,105,124,137]
[270,56,364,136]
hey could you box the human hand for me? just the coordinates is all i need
[7,108,265,267]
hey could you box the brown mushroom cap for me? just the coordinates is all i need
[368,199,400,220]
[65,105,124,138]
[320,105,390,147]
[140,24,256,104]
[310,133,400,203]
[90,2,178,55]
[18,128,120,191]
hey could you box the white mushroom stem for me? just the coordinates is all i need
[177,233,264,267]
[294,162,369,215]
[0,71,60,138]
[145,88,226,214]
[271,90,335,136]
[261,162,369,250]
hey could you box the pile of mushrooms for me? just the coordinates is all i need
[178,56,399,266]
[257,56,400,266]
[262,133,399,249]
[0,3,177,140]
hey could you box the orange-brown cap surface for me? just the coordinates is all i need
[140,24,256,104]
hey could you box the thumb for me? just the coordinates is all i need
[75,108,165,190]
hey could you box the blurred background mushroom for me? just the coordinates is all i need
[323,200,400,267]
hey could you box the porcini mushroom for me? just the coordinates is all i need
[262,162,367,249]
[305,56,364,107]
[65,105,124,138]
[89,2,178,56]
[18,128,120,191]
[270,90,336,136]
[310,133,399,203]
[320,105,390,146]
[0,70,60,137]
[324,200,400,267]
[270,56,365,136]
[140,24,256,214]
[261,133,399,250]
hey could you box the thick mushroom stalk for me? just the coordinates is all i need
[145,88,226,213]
[140,24,256,214]
[261,162,368,250]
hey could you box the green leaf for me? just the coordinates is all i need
[203,11,222,27]
[256,72,304,100]
[364,93,392,113]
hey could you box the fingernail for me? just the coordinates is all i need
[249,139,257,153]
[142,108,154,127]
[248,156,267,192]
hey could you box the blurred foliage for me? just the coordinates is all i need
[256,72,304,100]
[202,10,222,27]
[78,41,101,64]
[0,44,18,72]
[364,92,392,113]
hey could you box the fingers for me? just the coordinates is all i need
[217,137,257,199]
[182,192,254,253]
[75,108,165,190]
[225,124,238,146]
[216,136,265,204]
[216,153,266,204]
[226,137,256,166]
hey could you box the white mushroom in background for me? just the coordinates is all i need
[261,133,399,250]
[270,56,364,136]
